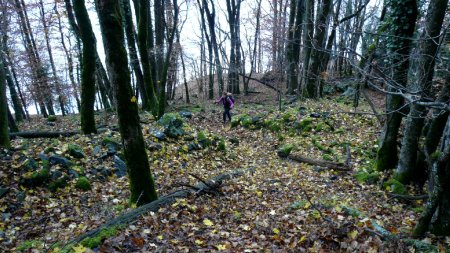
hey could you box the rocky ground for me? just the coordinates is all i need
[0,96,448,252]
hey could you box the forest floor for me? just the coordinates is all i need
[1,94,449,252]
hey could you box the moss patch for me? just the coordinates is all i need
[277,144,294,158]
[81,226,120,248]
[75,177,92,191]
[383,179,407,195]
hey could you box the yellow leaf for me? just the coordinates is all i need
[195,239,204,245]
[300,235,306,243]
[334,205,342,212]
[131,96,137,103]
[304,201,311,209]
[72,244,87,253]
[348,230,358,239]
[216,244,227,250]
[157,235,163,240]
[273,228,280,235]
[203,218,214,226]
[256,191,262,197]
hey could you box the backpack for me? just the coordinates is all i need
[226,96,234,108]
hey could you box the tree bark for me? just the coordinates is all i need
[286,0,305,95]
[304,0,332,98]
[39,0,67,116]
[396,0,448,184]
[0,53,9,148]
[96,0,158,205]
[73,0,97,134]
[376,0,418,171]
[121,0,146,107]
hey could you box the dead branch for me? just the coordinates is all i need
[9,131,80,139]
[287,154,351,171]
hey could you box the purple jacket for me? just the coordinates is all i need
[216,96,234,109]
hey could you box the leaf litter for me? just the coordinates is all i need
[0,100,448,252]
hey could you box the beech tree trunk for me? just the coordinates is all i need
[96,0,158,205]
[304,0,332,98]
[396,0,448,184]
[376,0,418,171]
[286,0,305,95]
[73,0,97,134]
[0,53,9,148]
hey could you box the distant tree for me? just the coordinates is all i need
[286,0,304,95]
[72,0,97,134]
[226,0,242,94]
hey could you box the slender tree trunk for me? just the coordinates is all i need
[1,53,24,122]
[73,0,97,134]
[96,0,158,205]
[135,0,157,113]
[39,0,67,116]
[287,0,305,95]
[121,0,146,108]
[301,0,314,97]
[377,0,418,171]
[0,54,9,147]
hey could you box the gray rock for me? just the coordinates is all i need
[0,187,9,199]
[49,155,73,168]
[150,130,166,141]
[106,143,117,156]
[68,169,79,178]
[114,156,127,178]
[38,152,49,161]
[51,170,63,180]
[93,146,101,156]
[68,147,85,159]
[147,142,163,151]
[179,111,193,119]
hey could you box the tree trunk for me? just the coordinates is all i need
[96,0,158,205]
[39,0,67,116]
[396,0,448,184]
[286,0,305,95]
[304,0,332,98]
[73,0,97,134]
[301,0,314,97]
[56,2,81,112]
[376,0,418,171]
[154,0,165,84]
[7,107,19,133]
[121,0,146,108]
[135,0,158,113]
[0,54,9,148]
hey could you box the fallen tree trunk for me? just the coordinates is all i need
[62,168,252,249]
[9,131,80,139]
[288,154,351,171]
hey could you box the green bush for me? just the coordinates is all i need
[76,177,92,191]
[268,121,282,132]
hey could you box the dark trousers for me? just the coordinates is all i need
[223,108,231,122]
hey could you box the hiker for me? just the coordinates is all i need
[215,91,235,123]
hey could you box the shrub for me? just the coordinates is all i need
[76,177,92,191]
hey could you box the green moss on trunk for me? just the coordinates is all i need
[96,0,158,205]
[73,0,97,134]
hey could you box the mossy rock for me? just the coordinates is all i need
[240,115,253,128]
[217,138,226,151]
[315,121,329,132]
[383,179,407,195]
[67,144,85,159]
[48,177,69,191]
[47,115,57,122]
[158,113,185,138]
[354,171,380,184]
[277,144,294,158]
[21,168,50,186]
[102,137,121,149]
[75,177,92,191]
[197,131,211,147]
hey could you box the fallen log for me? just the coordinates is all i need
[9,131,80,139]
[287,154,351,171]
[62,168,252,249]
[388,193,429,201]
